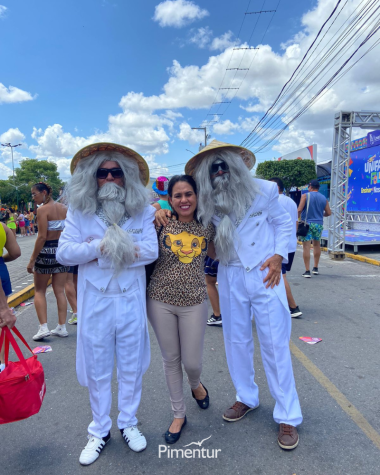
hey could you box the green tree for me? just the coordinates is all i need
[256,159,317,193]
[0,159,64,210]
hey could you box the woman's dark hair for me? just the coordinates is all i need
[33,182,52,195]
[168,174,197,197]
[8,207,14,213]
[167,175,198,222]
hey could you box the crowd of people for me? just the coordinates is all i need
[0,139,332,467]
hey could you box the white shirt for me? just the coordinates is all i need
[278,194,298,253]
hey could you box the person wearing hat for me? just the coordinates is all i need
[297,179,331,277]
[152,176,172,211]
[56,143,158,466]
[156,139,302,450]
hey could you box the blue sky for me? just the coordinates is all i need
[0,0,378,181]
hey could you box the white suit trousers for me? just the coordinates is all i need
[218,264,303,427]
[81,282,146,439]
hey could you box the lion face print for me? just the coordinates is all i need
[163,231,207,264]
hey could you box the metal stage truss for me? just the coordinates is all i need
[328,111,380,257]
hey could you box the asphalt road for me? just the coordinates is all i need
[1,248,380,475]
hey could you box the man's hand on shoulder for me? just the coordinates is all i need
[260,254,283,289]
[154,209,173,226]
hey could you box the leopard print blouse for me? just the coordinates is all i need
[148,219,215,306]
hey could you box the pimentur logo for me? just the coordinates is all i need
[158,435,221,459]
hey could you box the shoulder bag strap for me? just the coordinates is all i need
[304,193,311,224]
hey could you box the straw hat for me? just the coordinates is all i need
[185,140,256,176]
[70,142,150,186]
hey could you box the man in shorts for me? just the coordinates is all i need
[297,179,331,278]
[270,178,302,318]
[204,257,222,326]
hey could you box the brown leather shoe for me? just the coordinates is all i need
[278,423,299,450]
[222,401,258,422]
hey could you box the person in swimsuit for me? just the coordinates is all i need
[27,182,70,341]
[6,208,16,237]
[28,211,35,235]
[17,212,26,237]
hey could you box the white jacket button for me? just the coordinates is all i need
[100,287,105,293]
[246,267,250,272]
[122,288,127,293]
[251,242,255,246]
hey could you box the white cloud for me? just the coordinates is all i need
[187,28,236,51]
[0,5,7,18]
[153,0,208,28]
[189,26,212,49]
[177,122,205,144]
[0,83,36,104]
[210,31,235,51]
[3,0,378,176]
[0,127,26,144]
[0,162,13,180]
[211,116,259,136]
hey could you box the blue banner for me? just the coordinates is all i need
[367,130,380,149]
[347,146,380,212]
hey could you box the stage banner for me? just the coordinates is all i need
[367,130,380,149]
[347,146,380,212]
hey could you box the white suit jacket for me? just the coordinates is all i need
[212,179,292,271]
[57,205,158,291]
[56,205,158,387]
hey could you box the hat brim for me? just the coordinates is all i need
[152,182,168,195]
[71,142,150,186]
[185,143,255,176]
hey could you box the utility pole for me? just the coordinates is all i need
[191,127,211,150]
[1,143,22,180]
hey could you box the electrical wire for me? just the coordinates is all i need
[239,0,380,154]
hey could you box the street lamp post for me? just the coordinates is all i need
[1,143,22,180]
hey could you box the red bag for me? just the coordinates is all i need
[0,326,46,424]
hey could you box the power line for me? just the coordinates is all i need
[202,0,281,126]
[240,0,380,153]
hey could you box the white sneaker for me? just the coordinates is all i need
[120,426,147,452]
[79,432,110,466]
[33,326,51,341]
[50,325,69,337]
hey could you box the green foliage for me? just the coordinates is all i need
[0,159,64,210]
[256,159,317,192]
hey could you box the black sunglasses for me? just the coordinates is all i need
[210,161,229,175]
[96,168,124,179]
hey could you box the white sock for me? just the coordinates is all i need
[57,324,66,331]
[0,363,5,372]
[40,323,48,330]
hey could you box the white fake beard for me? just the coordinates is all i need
[97,183,136,270]
[212,174,237,265]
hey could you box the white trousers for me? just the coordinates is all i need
[218,264,303,427]
[81,282,146,438]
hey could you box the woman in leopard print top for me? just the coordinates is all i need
[147,175,215,444]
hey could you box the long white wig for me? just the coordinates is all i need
[65,151,149,216]
[65,151,149,271]
[195,149,258,264]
